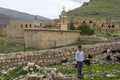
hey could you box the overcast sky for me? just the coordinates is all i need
[0,0,89,19]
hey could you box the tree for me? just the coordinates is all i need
[69,20,76,30]
[77,23,95,35]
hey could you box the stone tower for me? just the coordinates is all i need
[59,7,68,30]
[34,15,38,20]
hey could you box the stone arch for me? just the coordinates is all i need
[112,25,115,28]
[40,23,42,26]
[25,24,28,28]
[21,24,23,28]
[29,24,32,27]
[108,25,111,28]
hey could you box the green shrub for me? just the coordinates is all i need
[77,23,95,35]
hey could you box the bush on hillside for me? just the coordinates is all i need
[77,23,95,35]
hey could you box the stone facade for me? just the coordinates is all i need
[24,29,80,49]
[7,16,42,37]
[59,7,68,30]
[0,37,24,45]
[71,18,119,33]
[44,7,69,30]
[99,23,119,33]
[0,27,7,36]
[43,19,60,30]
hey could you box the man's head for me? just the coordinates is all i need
[78,45,82,51]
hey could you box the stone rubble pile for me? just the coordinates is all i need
[13,62,73,80]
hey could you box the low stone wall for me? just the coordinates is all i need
[0,37,24,45]
[79,35,97,40]
[0,42,120,71]
[78,39,119,45]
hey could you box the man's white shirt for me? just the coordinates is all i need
[75,50,84,62]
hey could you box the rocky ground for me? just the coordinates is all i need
[0,52,120,80]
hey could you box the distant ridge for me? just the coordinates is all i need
[0,7,50,26]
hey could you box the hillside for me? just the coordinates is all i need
[0,7,50,26]
[0,14,11,26]
[67,0,120,22]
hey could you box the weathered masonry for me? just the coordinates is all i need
[24,29,80,49]
[0,42,120,71]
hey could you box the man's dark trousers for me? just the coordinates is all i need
[77,61,83,76]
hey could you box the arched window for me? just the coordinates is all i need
[25,24,28,28]
[112,25,115,28]
[21,24,23,28]
[30,24,32,27]
[101,24,104,27]
[89,21,92,23]
[108,25,111,28]
[40,23,42,26]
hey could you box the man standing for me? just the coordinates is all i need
[75,45,84,77]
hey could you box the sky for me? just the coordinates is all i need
[0,0,89,19]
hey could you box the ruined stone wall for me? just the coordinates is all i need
[0,37,24,45]
[7,20,42,37]
[78,35,120,45]
[79,35,97,40]
[7,20,25,37]
[0,42,120,71]
[78,40,119,45]
[0,27,7,36]
[24,29,80,49]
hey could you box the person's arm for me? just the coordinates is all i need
[82,51,84,61]
[75,51,78,60]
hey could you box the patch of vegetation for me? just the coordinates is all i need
[57,63,120,74]
[0,64,45,80]
[0,43,40,53]
[67,0,120,21]
[57,62,120,80]
[95,32,113,40]
[77,23,95,35]
[57,67,77,74]
[0,64,25,80]
[83,62,120,71]
[0,62,120,80]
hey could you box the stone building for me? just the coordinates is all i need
[43,19,60,30]
[99,23,119,33]
[70,18,119,33]
[44,7,69,30]
[59,7,68,30]
[0,7,119,37]
[24,29,80,49]
[7,16,42,37]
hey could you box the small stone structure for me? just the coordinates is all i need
[44,7,69,30]
[24,29,80,49]
[0,26,7,36]
[7,16,43,37]
[0,37,24,45]
[0,42,120,71]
